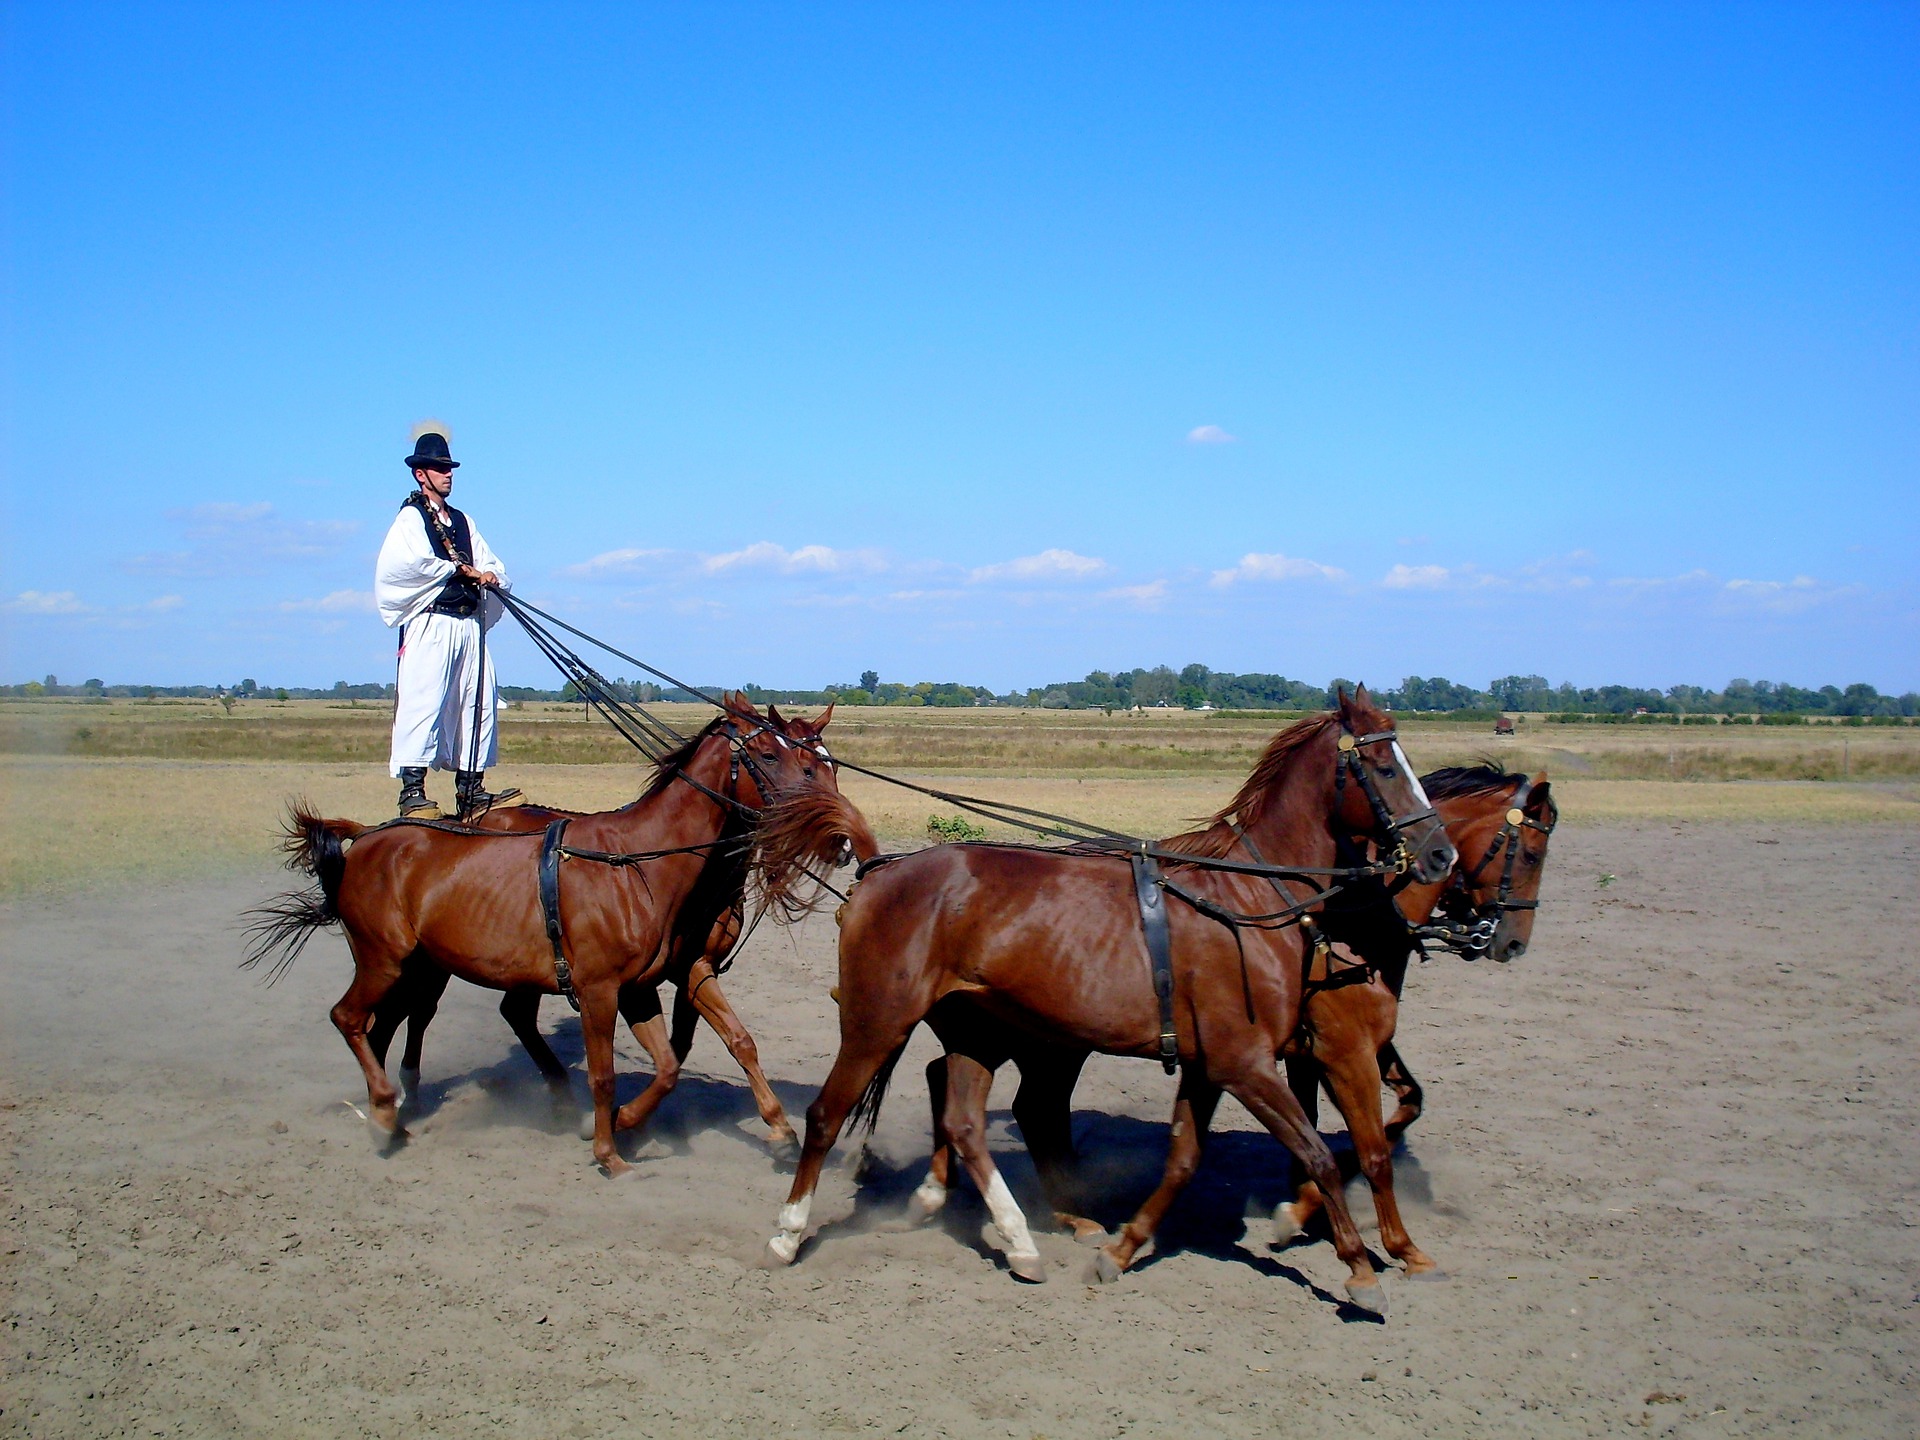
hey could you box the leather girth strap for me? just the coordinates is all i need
[539,818,581,1013]
[1130,853,1179,1074]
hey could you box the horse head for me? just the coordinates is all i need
[1439,771,1555,962]
[1333,686,1457,884]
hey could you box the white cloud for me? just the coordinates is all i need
[562,547,676,578]
[1100,580,1169,608]
[279,589,376,614]
[4,589,93,615]
[125,503,360,576]
[1210,553,1347,587]
[1186,425,1237,445]
[703,542,885,575]
[141,595,185,612]
[1382,564,1455,590]
[970,549,1110,584]
[1721,575,1847,615]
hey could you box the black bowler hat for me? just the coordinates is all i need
[404,422,460,471]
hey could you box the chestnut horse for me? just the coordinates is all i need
[907,764,1557,1284]
[244,695,862,1176]
[365,705,851,1160]
[763,689,1454,1316]
[1275,764,1556,1241]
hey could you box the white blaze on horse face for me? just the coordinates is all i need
[1392,742,1432,808]
[983,1170,1039,1261]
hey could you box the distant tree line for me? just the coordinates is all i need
[9,668,1917,718]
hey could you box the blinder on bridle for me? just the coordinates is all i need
[1334,727,1440,877]
[1422,776,1558,960]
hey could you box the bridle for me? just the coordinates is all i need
[1415,777,1557,960]
[1334,726,1441,880]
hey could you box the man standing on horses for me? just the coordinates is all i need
[375,422,522,820]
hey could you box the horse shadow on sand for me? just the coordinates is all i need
[383,1028,1445,1316]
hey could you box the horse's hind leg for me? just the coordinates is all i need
[397,963,451,1106]
[682,962,797,1160]
[1095,1073,1220,1282]
[328,940,411,1145]
[500,988,573,1105]
[1379,1041,1424,1141]
[1009,1047,1100,1242]
[941,1054,1045,1282]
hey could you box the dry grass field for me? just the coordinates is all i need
[1,698,1916,897]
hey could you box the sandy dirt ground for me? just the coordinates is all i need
[3,820,1917,1438]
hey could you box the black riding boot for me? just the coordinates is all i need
[396,766,441,819]
[455,770,522,820]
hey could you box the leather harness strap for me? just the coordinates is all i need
[1130,852,1179,1074]
[539,817,581,1013]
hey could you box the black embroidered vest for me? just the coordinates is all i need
[402,493,481,616]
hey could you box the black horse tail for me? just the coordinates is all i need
[846,1039,909,1136]
[240,803,365,984]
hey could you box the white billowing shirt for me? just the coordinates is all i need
[374,500,511,630]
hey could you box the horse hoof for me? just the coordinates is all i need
[1091,1248,1125,1285]
[901,1192,943,1229]
[1272,1204,1308,1245]
[1404,1265,1448,1282]
[1344,1279,1389,1319]
[1006,1251,1047,1284]
[762,1235,800,1268]
[599,1157,634,1181]
[369,1121,408,1154]
[1063,1217,1111,1247]
[577,1113,596,1142]
[767,1131,801,1165]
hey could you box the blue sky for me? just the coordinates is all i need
[5,3,1916,692]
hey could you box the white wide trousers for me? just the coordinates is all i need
[388,611,500,776]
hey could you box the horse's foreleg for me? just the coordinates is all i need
[942,1055,1044,1282]
[612,1007,681,1135]
[1321,1039,1438,1278]
[499,988,572,1102]
[1379,1041,1424,1141]
[578,985,629,1178]
[683,963,795,1159]
[1009,1049,1100,1242]
[1095,1074,1220,1282]
[1229,1063,1385,1317]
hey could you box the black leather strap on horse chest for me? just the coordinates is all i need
[1130,853,1179,1074]
[538,817,581,1013]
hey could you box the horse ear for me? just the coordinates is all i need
[722,690,755,718]
[816,701,835,730]
[1353,682,1371,708]
[1527,774,1552,811]
[767,702,786,727]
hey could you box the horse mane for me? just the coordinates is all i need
[641,714,729,800]
[750,788,875,922]
[1158,711,1342,860]
[1421,761,1526,801]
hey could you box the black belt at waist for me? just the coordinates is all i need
[426,595,480,617]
